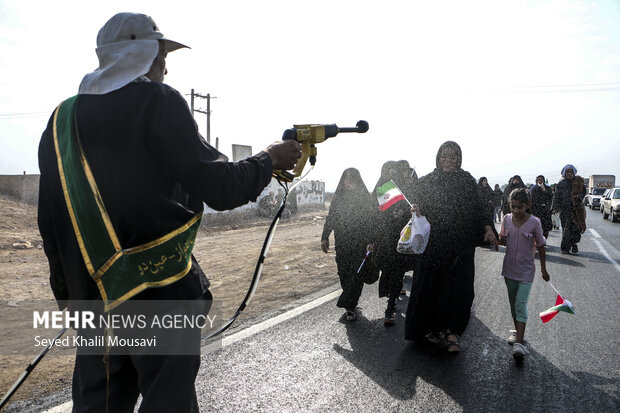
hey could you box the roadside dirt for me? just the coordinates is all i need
[0,196,338,409]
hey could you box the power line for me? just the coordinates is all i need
[493,87,620,95]
[507,82,620,88]
[426,82,620,95]
[475,82,620,95]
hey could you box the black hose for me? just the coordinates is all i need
[0,327,69,409]
[202,182,289,341]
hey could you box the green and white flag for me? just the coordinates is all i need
[539,283,576,323]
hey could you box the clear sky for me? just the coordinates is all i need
[1,0,619,192]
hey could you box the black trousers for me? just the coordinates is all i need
[378,255,416,316]
[72,292,211,413]
[335,251,366,311]
[72,353,201,412]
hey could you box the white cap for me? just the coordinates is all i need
[96,12,189,52]
[78,12,189,95]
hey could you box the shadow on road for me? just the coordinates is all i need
[334,308,618,412]
[571,250,616,266]
[543,248,614,267]
[542,253,586,267]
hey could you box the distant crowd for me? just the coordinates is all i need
[478,169,586,253]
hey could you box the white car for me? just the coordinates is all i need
[585,187,607,209]
[600,189,611,214]
[601,187,620,223]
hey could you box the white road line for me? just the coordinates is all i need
[589,230,620,274]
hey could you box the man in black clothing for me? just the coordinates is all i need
[38,12,300,412]
[530,175,553,238]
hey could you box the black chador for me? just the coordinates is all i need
[322,168,377,314]
[405,141,494,341]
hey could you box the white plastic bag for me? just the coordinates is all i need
[397,215,431,255]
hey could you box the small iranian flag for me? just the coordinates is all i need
[539,294,576,323]
[376,180,406,211]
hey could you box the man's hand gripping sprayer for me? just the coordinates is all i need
[273,120,370,182]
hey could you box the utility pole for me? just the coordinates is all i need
[189,89,216,145]
[190,88,195,114]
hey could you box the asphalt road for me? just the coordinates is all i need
[35,211,619,412]
[195,210,619,413]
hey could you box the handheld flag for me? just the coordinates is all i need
[376,180,408,211]
[539,283,576,323]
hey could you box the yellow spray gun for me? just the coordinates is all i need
[273,120,369,182]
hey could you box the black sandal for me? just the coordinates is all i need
[345,311,357,321]
[425,331,444,344]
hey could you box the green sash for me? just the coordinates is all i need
[53,96,202,311]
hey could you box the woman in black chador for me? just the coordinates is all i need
[373,161,415,326]
[477,177,495,223]
[321,168,376,321]
[405,141,497,353]
[530,175,553,239]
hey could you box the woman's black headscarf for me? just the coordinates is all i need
[373,161,399,193]
[325,168,375,249]
[508,175,525,187]
[501,174,526,215]
[373,160,416,202]
[435,140,462,171]
[329,168,374,223]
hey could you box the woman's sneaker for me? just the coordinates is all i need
[513,342,526,361]
[345,311,357,321]
[507,330,517,345]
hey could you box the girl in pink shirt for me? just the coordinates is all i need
[498,188,550,362]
